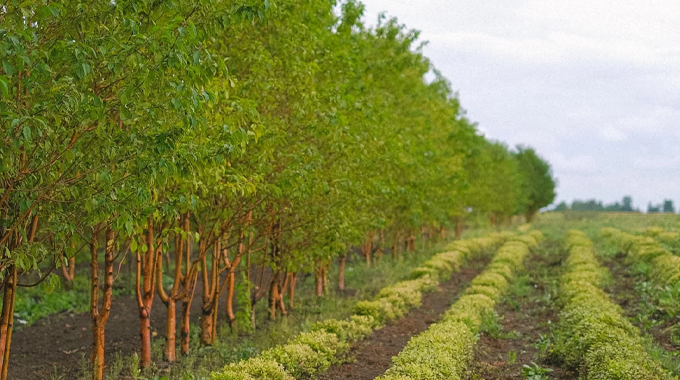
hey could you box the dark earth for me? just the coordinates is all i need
[321,257,488,380]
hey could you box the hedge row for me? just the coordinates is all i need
[643,227,679,245]
[602,227,680,287]
[552,230,669,380]
[375,231,543,380]
[210,233,510,380]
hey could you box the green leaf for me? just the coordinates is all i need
[2,61,16,77]
[0,76,8,97]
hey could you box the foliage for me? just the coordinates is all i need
[551,230,670,380]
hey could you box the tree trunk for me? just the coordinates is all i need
[288,273,297,309]
[0,214,38,380]
[268,271,281,320]
[376,230,385,261]
[315,264,323,297]
[136,218,157,368]
[322,264,328,295]
[0,266,17,380]
[392,231,399,259]
[361,231,374,267]
[455,218,463,239]
[62,242,76,289]
[91,226,115,380]
[338,254,346,290]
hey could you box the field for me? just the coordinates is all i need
[4,213,680,379]
[1,1,675,380]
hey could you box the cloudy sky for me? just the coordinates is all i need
[360,0,680,210]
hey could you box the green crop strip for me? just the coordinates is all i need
[552,230,671,379]
[371,230,543,380]
[209,233,512,380]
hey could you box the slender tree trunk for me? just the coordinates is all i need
[135,218,158,368]
[62,242,76,288]
[90,226,115,380]
[0,266,17,380]
[288,273,297,309]
[0,214,38,379]
[338,254,346,290]
[268,271,281,320]
[315,264,323,297]
[440,226,446,240]
[392,231,399,259]
[361,231,374,267]
[376,230,385,261]
[455,217,463,239]
[322,264,328,295]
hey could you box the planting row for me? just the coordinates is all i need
[602,227,680,287]
[210,232,511,380]
[552,230,669,379]
[373,230,543,380]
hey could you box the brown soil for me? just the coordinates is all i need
[320,258,487,380]
[9,261,280,380]
[468,250,575,380]
[602,255,679,351]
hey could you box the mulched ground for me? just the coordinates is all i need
[468,249,575,380]
[320,258,488,380]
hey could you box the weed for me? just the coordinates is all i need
[531,333,551,358]
[507,350,517,364]
[522,362,553,380]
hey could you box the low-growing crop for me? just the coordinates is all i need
[552,230,670,380]
[375,232,542,380]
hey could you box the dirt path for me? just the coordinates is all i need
[320,258,488,380]
[468,244,575,380]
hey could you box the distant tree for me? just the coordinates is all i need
[648,202,662,213]
[572,199,604,212]
[514,146,557,222]
[663,200,676,213]
[554,202,569,211]
[603,202,622,212]
[622,196,634,212]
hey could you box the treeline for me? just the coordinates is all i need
[554,197,677,214]
[0,0,556,378]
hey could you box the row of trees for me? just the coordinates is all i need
[554,197,677,214]
[554,196,636,212]
[0,0,556,379]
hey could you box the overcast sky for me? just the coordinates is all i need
[360,0,680,210]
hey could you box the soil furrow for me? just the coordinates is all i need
[468,245,574,380]
[320,258,487,380]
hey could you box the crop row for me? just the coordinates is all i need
[373,230,543,380]
[210,232,511,380]
[552,230,668,379]
[602,227,680,287]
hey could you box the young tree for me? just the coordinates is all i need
[514,146,557,221]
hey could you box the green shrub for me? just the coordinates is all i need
[210,358,293,380]
[260,344,329,378]
[553,230,670,380]
[311,317,374,343]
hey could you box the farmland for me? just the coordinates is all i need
[2,1,679,380]
[5,214,680,379]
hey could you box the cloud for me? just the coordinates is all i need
[600,126,627,142]
[360,0,680,206]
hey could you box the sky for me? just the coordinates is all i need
[359,0,680,211]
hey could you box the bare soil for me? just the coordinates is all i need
[468,248,575,380]
[603,254,679,351]
[320,258,487,380]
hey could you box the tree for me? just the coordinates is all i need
[514,147,557,221]
[622,196,634,212]
[663,200,676,213]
